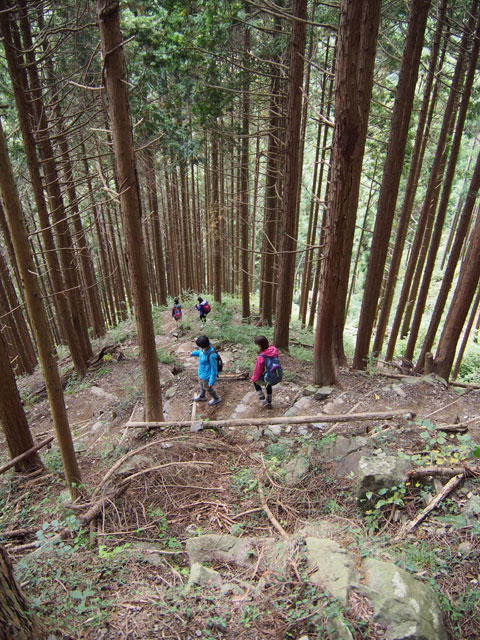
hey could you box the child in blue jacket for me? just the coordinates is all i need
[190,335,222,406]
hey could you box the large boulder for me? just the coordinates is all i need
[284,447,312,486]
[185,534,255,567]
[305,537,357,604]
[186,563,222,591]
[360,558,447,640]
[357,455,412,501]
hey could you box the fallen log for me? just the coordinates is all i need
[394,474,463,540]
[0,436,54,476]
[126,410,415,430]
[406,465,480,480]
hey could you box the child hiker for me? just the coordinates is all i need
[251,335,282,410]
[172,297,182,322]
[191,335,222,406]
[195,296,210,324]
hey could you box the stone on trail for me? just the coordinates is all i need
[357,454,412,501]
[318,435,370,477]
[305,537,357,604]
[284,447,312,486]
[303,385,318,396]
[186,563,222,591]
[90,386,118,403]
[315,386,334,400]
[284,396,313,417]
[185,534,255,567]
[461,494,480,522]
[360,557,447,640]
[115,454,155,477]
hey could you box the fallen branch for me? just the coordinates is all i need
[406,465,480,480]
[126,409,414,430]
[257,477,288,540]
[394,474,463,540]
[375,371,480,390]
[9,483,130,554]
[0,436,54,476]
[92,435,188,498]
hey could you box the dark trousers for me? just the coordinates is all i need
[253,380,272,401]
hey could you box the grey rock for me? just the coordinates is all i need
[391,384,407,398]
[357,455,412,501]
[90,386,118,403]
[314,386,334,400]
[458,541,473,555]
[297,425,309,436]
[185,534,255,567]
[319,435,371,477]
[323,401,339,415]
[304,385,318,396]
[165,387,176,399]
[267,425,282,437]
[115,454,155,477]
[186,563,222,591]
[91,419,107,434]
[311,422,329,430]
[284,448,311,486]
[360,557,447,640]
[462,495,480,522]
[305,537,357,604]
[328,616,354,640]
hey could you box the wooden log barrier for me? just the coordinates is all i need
[126,410,415,430]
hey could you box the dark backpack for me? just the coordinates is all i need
[207,349,223,373]
[203,301,211,314]
[262,353,282,385]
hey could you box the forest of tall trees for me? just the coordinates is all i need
[0,0,480,486]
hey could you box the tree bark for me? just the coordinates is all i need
[372,0,448,358]
[97,0,163,422]
[0,546,46,640]
[0,4,88,376]
[353,0,430,369]
[386,2,475,360]
[404,8,480,360]
[432,213,480,380]
[313,0,380,385]
[0,330,42,472]
[0,116,81,495]
[273,0,307,348]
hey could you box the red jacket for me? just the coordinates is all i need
[251,345,279,383]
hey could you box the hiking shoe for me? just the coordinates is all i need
[208,396,222,406]
[193,394,207,402]
[257,396,266,403]
[260,399,272,409]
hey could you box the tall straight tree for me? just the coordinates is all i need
[97,0,163,422]
[240,4,251,320]
[432,212,480,380]
[0,117,81,496]
[353,0,431,369]
[416,148,480,370]
[0,328,42,472]
[314,0,380,385]
[273,0,307,348]
[372,0,448,358]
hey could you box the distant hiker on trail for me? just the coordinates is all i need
[191,335,222,406]
[172,297,182,322]
[195,297,211,324]
[251,335,282,410]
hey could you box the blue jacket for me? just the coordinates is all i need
[191,345,218,386]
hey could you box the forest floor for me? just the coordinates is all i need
[1,298,480,640]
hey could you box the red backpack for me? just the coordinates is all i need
[203,301,211,314]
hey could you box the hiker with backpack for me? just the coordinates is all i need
[195,297,211,324]
[171,297,182,322]
[191,335,222,406]
[251,335,282,410]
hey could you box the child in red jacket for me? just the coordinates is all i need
[251,335,279,410]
